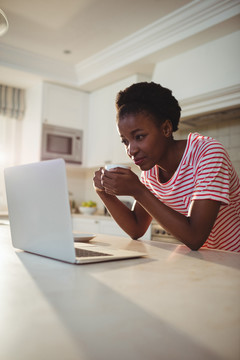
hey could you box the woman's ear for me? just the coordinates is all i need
[162,119,173,138]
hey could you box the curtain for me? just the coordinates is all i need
[0,85,25,210]
[0,114,23,210]
[0,84,25,120]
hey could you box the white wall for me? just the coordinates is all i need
[0,115,22,210]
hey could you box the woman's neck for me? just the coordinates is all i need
[157,139,187,183]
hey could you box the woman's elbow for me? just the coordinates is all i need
[188,243,201,251]
[129,229,148,241]
[176,233,206,251]
[184,237,206,251]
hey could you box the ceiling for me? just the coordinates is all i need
[0,0,239,91]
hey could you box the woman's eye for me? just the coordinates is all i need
[136,134,145,141]
[121,139,128,146]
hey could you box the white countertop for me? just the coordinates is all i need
[0,224,239,360]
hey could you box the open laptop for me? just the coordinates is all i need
[4,158,146,264]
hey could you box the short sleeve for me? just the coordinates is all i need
[191,142,231,205]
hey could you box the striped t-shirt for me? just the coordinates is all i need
[141,133,240,252]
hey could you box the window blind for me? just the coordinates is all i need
[0,84,25,120]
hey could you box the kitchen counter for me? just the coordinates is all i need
[0,224,239,360]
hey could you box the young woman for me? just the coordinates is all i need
[93,82,240,252]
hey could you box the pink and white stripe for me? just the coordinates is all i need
[141,133,240,252]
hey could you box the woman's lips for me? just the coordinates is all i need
[134,157,145,166]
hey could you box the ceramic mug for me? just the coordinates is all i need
[105,164,131,170]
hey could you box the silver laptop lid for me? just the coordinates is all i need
[4,158,76,263]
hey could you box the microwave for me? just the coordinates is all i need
[41,124,83,164]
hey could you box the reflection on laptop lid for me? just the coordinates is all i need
[4,158,146,264]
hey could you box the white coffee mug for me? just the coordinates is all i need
[105,164,130,171]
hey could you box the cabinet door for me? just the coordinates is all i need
[72,217,100,233]
[99,219,151,240]
[87,76,140,167]
[42,83,89,130]
[87,92,112,167]
[99,220,129,237]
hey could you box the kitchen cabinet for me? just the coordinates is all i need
[87,83,127,168]
[72,215,151,240]
[72,217,100,234]
[42,83,89,130]
[87,74,149,168]
[86,93,114,168]
[21,82,90,166]
[23,78,151,168]
[41,82,89,166]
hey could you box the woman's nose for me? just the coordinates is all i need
[127,142,138,157]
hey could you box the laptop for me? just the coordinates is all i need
[4,158,146,264]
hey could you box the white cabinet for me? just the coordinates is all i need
[72,215,151,240]
[87,93,113,168]
[22,82,90,166]
[72,216,129,237]
[87,75,149,168]
[42,83,89,130]
[41,82,89,166]
[72,217,100,233]
[87,85,127,168]
[100,219,129,237]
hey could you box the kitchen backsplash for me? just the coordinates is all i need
[175,113,240,175]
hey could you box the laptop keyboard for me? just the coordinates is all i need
[75,248,111,258]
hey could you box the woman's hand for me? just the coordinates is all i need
[101,167,142,196]
[93,166,152,240]
[93,167,105,192]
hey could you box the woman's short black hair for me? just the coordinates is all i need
[115,81,181,132]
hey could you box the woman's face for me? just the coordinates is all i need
[117,112,172,171]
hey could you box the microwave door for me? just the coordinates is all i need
[41,125,83,164]
[47,133,73,156]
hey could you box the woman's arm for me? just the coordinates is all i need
[96,167,221,250]
[133,184,221,250]
[93,168,152,238]
[96,190,152,239]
